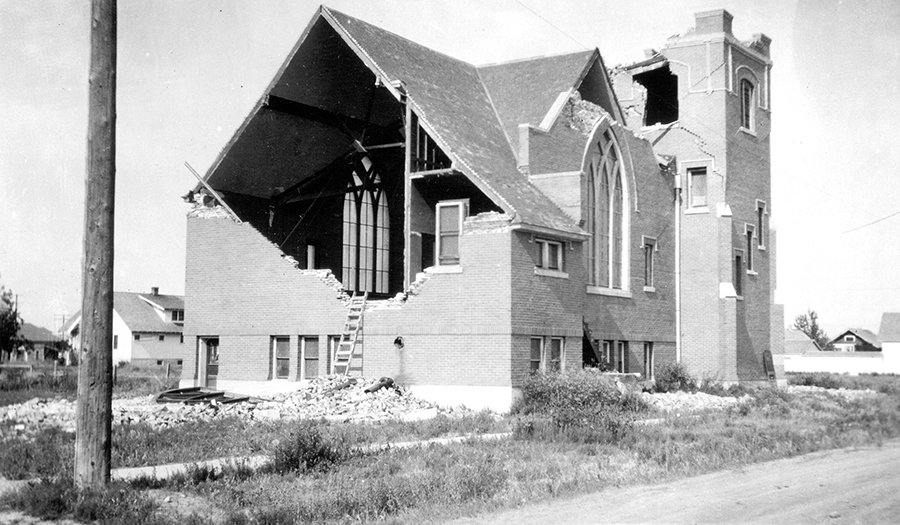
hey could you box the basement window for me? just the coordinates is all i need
[633,65,678,126]
[530,336,564,373]
[272,336,290,380]
[643,342,654,380]
[616,341,628,373]
[436,200,468,266]
[302,336,320,379]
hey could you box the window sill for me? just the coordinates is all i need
[534,268,569,279]
[684,207,709,215]
[739,126,757,137]
[643,286,656,293]
[586,286,632,298]
[746,270,758,276]
[758,245,767,251]
[425,265,463,274]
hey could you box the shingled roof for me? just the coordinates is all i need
[202,6,596,237]
[478,50,597,150]
[324,7,587,235]
[63,292,184,336]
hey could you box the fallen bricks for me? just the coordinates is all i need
[0,375,455,439]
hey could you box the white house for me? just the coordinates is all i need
[62,288,185,365]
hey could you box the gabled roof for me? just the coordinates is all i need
[830,328,880,347]
[323,7,584,235]
[878,313,900,342]
[63,292,184,336]
[478,50,597,147]
[139,294,184,311]
[114,292,183,334]
[18,322,61,343]
[201,6,593,237]
[783,328,821,355]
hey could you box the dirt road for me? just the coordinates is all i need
[452,440,900,524]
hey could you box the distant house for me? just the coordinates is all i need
[10,322,64,362]
[63,287,185,365]
[830,328,880,353]
[878,313,900,374]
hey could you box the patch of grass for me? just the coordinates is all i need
[267,420,352,474]
[0,477,215,524]
[0,367,78,406]
[0,426,75,480]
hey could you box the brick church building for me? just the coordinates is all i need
[180,7,782,410]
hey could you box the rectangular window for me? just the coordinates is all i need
[688,167,707,208]
[535,238,563,271]
[844,335,855,342]
[530,337,542,372]
[756,200,766,248]
[548,338,563,372]
[745,224,755,272]
[602,340,612,365]
[134,333,140,341]
[159,334,165,342]
[436,201,466,266]
[530,337,564,372]
[642,237,656,288]
[177,360,183,365]
[272,336,290,379]
[172,310,184,322]
[302,337,320,379]
[113,335,118,349]
[643,342,654,379]
[617,341,628,373]
[734,250,744,296]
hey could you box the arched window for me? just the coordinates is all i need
[740,78,755,131]
[342,156,389,294]
[587,129,628,290]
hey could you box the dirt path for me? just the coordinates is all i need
[451,440,900,525]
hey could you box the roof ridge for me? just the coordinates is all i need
[476,48,593,68]
[323,6,476,69]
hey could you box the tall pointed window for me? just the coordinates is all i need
[587,129,628,290]
[741,79,755,131]
[342,156,389,294]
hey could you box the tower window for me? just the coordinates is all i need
[741,79,755,131]
[688,167,708,208]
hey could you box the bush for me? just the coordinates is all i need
[789,373,843,390]
[655,363,697,393]
[513,370,647,444]
[269,420,351,474]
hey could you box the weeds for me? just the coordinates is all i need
[655,363,697,393]
[268,420,352,474]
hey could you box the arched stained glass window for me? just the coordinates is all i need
[588,128,627,290]
[342,156,389,294]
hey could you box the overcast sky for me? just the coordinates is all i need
[1,0,898,337]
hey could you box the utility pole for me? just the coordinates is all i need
[75,0,116,489]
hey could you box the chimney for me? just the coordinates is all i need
[694,9,733,36]
[151,287,159,296]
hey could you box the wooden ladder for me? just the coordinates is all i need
[331,292,367,375]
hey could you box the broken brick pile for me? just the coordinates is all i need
[0,376,451,439]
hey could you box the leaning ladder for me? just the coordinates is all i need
[331,292,367,375]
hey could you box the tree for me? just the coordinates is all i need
[0,282,23,362]
[792,309,834,351]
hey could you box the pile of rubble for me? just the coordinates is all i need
[641,390,752,413]
[0,376,449,439]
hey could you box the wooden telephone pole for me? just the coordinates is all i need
[75,0,116,488]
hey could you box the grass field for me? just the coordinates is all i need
[2,372,899,524]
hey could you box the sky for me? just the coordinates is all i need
[1,0,899,338]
